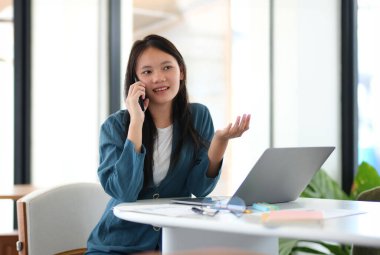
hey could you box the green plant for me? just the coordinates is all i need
[350,162,380,199]
[279,161,380,255]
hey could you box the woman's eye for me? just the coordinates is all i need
[163,66,172,71]
[141,70,151,75]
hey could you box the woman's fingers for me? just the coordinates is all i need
[243,114,251,130]
[125,82,148,115]
[225,114,252,138]
[237,114,250,133]
[129,82,145,99]
[127,83,145,105]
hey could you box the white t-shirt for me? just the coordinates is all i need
[153,125,173,185]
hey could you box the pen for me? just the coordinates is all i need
[191,207,204,215]
[191,207,219,216]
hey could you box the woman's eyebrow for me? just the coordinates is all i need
[140,65,152,70]
[161,60,174,65]
[140,60,174,70]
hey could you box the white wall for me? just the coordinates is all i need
[229,0,271,194]
[273,0,341,182]
[32,0,103,186]
[0,4,14,232]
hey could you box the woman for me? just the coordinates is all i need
[86,34,251,254]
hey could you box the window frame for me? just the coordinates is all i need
[341,0,358,194]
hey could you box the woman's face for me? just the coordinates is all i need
[135,47,183,107]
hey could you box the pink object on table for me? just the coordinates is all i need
[262,210,324,223]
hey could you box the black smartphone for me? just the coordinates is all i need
[134,77,145,111]
[138,96,144,112]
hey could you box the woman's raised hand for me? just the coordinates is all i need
[125,81,149,123]
[215,114,251,141]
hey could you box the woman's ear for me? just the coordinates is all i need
[180,68,184,80]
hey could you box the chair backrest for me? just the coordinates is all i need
[17,182,110,255]
[357,186,380,202]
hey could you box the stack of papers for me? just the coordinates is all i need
[116,204,195,217]
[116,204,366,221]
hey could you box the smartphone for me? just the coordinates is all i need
[134,77,145,111]
[138,96,144,112]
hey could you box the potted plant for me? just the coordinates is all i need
[280,162,380,255]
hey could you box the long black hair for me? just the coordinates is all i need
[124,34,207,188]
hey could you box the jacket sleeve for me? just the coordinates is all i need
[186,105,222,197]
[97,117,145,202]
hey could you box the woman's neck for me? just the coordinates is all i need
[149,103,173,128]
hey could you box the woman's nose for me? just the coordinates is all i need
[152,71,166,83]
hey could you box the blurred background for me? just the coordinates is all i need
[1,0,379,233]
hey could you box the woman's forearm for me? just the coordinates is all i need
[207,136,228,178]
[127,121,143,152]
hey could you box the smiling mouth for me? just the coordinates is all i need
[153,86,169,93]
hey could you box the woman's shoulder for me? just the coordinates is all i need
[189,103,212,124]
[101,109,128,130]
[189,103,210,115]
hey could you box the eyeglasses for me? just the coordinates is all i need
[192,196,248,217]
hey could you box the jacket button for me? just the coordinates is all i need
[153,193,159,199]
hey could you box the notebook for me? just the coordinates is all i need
[172,146,335,205]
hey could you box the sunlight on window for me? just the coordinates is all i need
[0,0,14,232]
[127,0,270,195]
[357,0,380,173]
[32,0,101,186]
[27,0,271,195]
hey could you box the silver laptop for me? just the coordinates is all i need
[172,146,335,205]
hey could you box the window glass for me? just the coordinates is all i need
[124,0,270,194]
[32,0,102,186]
[230,0,270,194]
[357,0,380,173]
[0,0,14,232]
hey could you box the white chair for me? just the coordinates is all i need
[16,182,110,255]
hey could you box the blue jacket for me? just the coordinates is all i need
[86,103,221,254]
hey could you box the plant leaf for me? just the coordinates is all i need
[301,169,349,200]
[351,161,380,199]
[313,241,351,255]
[292,246,329,254]
[279,239,298,255]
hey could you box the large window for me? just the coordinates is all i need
[0,0,343,234]
[31,0,105,186]
[0,0,14,232]
[3,0,341,198]
[123,0,271,194]
[357,0,380,173]
[123,0,340,193]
